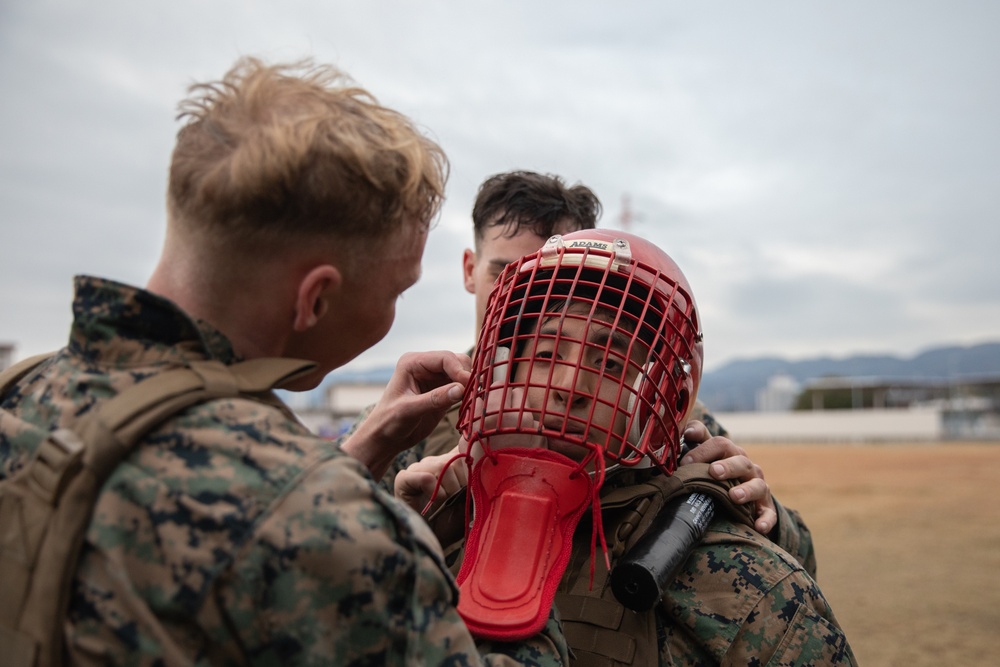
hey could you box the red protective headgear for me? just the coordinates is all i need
[452,230,704,641]
[459,228,704,476]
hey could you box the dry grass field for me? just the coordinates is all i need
[750,442,999,666]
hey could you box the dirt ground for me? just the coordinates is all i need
[749,442,999,666]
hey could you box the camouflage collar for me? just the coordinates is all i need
[68,276,240,366]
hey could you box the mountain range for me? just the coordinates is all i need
[698,341,1000,412]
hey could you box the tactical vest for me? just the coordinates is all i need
[556,466,755,667]
[0,353,315,667]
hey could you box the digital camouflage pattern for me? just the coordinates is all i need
[428,468,855,667]
[357,365,847,664]
[662,518,855,665]
[0,276,569,666]
[555,468,855,666]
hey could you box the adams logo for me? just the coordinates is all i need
[566,239,613,251]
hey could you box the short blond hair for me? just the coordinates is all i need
[167,57,448,247]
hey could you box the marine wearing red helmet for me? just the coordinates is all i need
[454,229,706,640]
[460,228,704,476]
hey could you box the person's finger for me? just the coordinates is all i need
[395,471,437,511]
[446,351,473,377]
[441,352,472,385]
[728,477,769,504]
[427,382,465,409]
[683,437,738,465]
[726,477,778,537]
[708,454,756,482]
[393,351,471,395]
[427,351,472,386]
[438,464,464,498]
[754,507,779,536]
[451,456,469,487]
[682,420,710,446]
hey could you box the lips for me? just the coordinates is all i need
[541,415,585,435]
[538,416,589,461]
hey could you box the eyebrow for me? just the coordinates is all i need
[488,258,514,273]
[539,318,632,355]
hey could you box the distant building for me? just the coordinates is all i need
[755,373,800,412]
[796,375,1000,413]
[719,374,1000,442]
[716,405,947,443]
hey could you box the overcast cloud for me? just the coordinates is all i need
[1,0,998,374]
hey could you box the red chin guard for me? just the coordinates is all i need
[455,447,593,641]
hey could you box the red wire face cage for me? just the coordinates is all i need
[459,229,704,480]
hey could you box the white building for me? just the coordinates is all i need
[755,373,800,412]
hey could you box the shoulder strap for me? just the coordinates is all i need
[78,358,315,479]
[0,356,315,667]
[668,464,756,526]
[599,465,756,564]
[0,353,55,396]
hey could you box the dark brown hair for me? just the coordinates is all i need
[471,170,601,248]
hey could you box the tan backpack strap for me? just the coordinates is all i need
[0,353,56,397]
[97,357,314,435]
[0,356,315,667]
[77,358,315,480]
[600,475,683,509]
[10,358,315,511]
[22,358,316,500]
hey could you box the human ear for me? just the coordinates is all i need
[293,264,341,331]
[462,248,477,295]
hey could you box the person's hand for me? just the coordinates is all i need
[341,350,471,480]
[394,445,468,513]
[678,420,778,537]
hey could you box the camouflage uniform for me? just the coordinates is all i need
[0,277,569,666]
[425,468,855,666]
[369,398,817,578]
[554,470,855,665]
[356,375,836,665]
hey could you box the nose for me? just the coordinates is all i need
[549,360,597,409]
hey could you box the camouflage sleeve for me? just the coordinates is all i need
[339,403,374,438]
[693,402,817,571]
[222,453,568,666]
[664,521,855,665]
[338,403,416,494]
[726,568,855,665]
[772,499,818,578]
[344,401,463,496]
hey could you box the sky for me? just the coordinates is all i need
[1,0,998,375]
